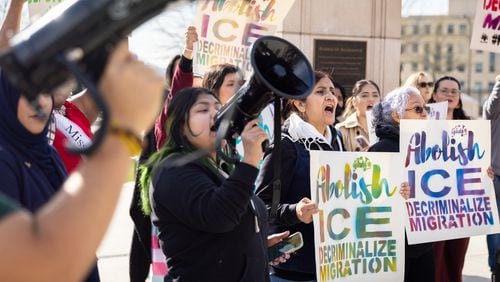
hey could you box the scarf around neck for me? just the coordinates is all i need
[283,113,333,151]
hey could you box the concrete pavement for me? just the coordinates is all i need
[96,183,494,282]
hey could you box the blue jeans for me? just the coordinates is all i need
[487,176,500,272]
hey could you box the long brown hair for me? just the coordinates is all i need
[341,79,380,118]
[428,76,470,120]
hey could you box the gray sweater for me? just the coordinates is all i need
[483,79,500,175]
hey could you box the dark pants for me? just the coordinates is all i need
[129,130,155,282]
[434,238,470,282]
[487,175,500,273]
[404,246,435,282]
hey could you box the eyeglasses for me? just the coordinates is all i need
[405,106,429,114]
[417,81,434,88]
[437,88,460,96]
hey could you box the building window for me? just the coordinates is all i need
[489,53,496,72]
[489,82,495,92]
[424,43,430,53]
[474,82,482,94]
[447,24,454,34]
[457,64,465,72]
[412,43,418,53]
[459,24,467,35]
[401,44,406,53]
[413,25,419,35]
[447,44,453,54]
[436,24,442,34]
[477,50,484,54]
[424,25,431,35]
[411,63,418,71]
[476,63,483,73]
[446,61,453,72]
[401,26,406,36]
[460,81,466,89]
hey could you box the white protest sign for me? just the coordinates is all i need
[471,0,500,53]
[27,0,64,22]
[426,101,448,120]
[193,0,296,78]
[310,151,405,282]
[400,119,500,244]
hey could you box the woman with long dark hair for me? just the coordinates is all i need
[336,79,381,151]
[140,87,288,281]
[428,76,470,282]
[256,71,344,281]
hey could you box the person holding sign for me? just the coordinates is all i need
[336,79,381,151]
[483,74,500,280]
[368,86,435,282]
[256,71,345,281]
[428,76,471,282]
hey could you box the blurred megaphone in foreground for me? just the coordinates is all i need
[0,0,184,154]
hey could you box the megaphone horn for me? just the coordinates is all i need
[215,35,315,162]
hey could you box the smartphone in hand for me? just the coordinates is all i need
[268,232,304,262]
[355,135,370,149]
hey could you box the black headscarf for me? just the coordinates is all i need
[0,69,67,211]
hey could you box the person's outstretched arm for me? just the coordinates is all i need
[0,0,24,52]
[0,41,164,282]
[155,25,197,149]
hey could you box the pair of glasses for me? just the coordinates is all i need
[437,88,460,96]
[405,106,429,114]
[417,81,434,88]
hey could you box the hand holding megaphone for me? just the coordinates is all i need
[214,36,315,163]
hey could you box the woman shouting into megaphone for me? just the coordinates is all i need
[255,71,346,281]
[140,87,291,281]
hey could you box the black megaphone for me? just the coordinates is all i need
[214,35,315,163]
[0,0,183,155]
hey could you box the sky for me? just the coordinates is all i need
[402,0,449,17]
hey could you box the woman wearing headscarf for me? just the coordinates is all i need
[0,69,100,281]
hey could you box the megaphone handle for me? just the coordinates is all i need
[261,140,269,152]
[269,96,282,220]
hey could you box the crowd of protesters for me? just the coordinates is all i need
[0,1,499,282]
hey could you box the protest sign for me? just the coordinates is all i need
[193,0,296,78]
[400,119,500,244]
[426,101,447,120]
[236,103,274,159]
[310,151,405,282]
[27,0,64,22]
[471,0,500,52]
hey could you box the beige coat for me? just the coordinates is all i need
[335,112,369,151]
